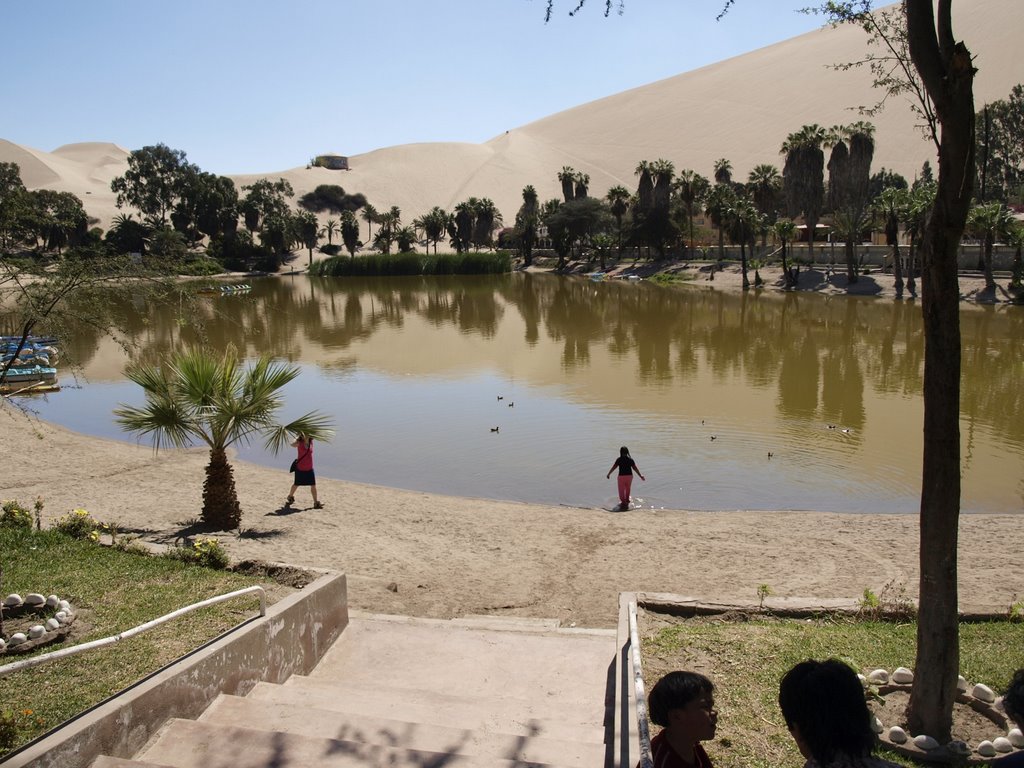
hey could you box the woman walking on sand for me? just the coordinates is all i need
[607,446,644,510]
[286,432,323,509]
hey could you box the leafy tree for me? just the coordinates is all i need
[868,167,909,199]
[110,144,199,227]
[0,162,26,249]
[772,218,800,288]
[240,178,293,236]
[966,202,1013,290]
[748,164,782,251]
[297,184,368,214]
[106,214,151,256]
[542,197,609,268]
[827,122,876,283]
[1007,222,1024,291]
[548,0,981,740]
[21,189,89,253]
[415,206,449,255]
[296,210,319,267]
[395,226,418,253]
[361,203,379,243]
[114,347,334,530]
[975,85,1024,203]
[192,173,239,242]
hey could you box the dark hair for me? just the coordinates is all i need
[620,446,630,457]
[1004,669,1024,725]
[648,671,714,727]
[779,659,875,765]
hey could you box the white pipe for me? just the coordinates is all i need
[0,585,265,679]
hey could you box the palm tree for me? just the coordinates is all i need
[340,210,360,259]
[361,203,379,243]
[725,197,761,289]
[967,202,1013,290]
[827,122,876,282]
[1007,222,1024,292]
[324,218,339,246]
[472,198,502,249]
[414,206,449,254]
[673,170,710,256]
[773,219,799,288]
[874,186,908,297]
[395,225,417,253]
[514,187,540,266]
[605,185,630,256]
[705,184,736,262]
[748,164,781,253]
[574,171,590,199]
[557,166,577,203]
[903,182,935,297]
[713,158,733,186]
[114,347,334,530]
[781,124,827,263]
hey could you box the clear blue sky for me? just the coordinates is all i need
[2,1,827,175]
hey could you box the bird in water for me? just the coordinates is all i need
[490,426,500,433]
[508,402,514,407]
[710,435,717,441]
[497,395,503,401]
[768,451,773,459]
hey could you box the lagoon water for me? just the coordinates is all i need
[28,273,1024,513]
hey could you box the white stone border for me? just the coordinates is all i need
[0,593,74,652]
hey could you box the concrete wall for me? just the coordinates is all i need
[3,572,348,768]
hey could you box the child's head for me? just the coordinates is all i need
[620,446,630,457]
[1003,668,1024,727]
[778,659,875,765]
[648,671,717,742]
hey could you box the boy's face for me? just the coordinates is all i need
[668,691,718,742]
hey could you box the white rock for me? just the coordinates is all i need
[28,625,45,639]
[977,741,997,758]
[972,683,996,703]
[957,675,968,692]
[3,594,23,607]
[871,716,883,734]
[9,632,27,646]
[888,726,908,744]
[45,594,59,608]
[57,600,71,612]
[24,593,45,607]
[993,737,1013,754]
[868,669,890,684]
[45,618,60,631]
[1009,729,1024,748]
[913,734,940,751]
[54,610,67,624]
[0,638,6,651]
[892,666,914,684]
[857,673,867,685]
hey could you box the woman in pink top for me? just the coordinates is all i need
[285,433,323,509]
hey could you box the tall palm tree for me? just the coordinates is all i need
[340,209,360,259]
[115,347,334,530]
[967,201,1013,290]
[574,171,590,199]
[1007,222,1024,292]
[773,218,799,288]
[705,184,736,262]
[673,170,710,256]
[605,185,630,255]
[557,166,577,203]
[874,186,908,297]
[472,198,502,249]
[748,164,782,252]
[713,158,733,186]
[415,206,449,254]
[324,218,339,246]
[781,124,827,263]
[725,197,760,289]
[651,159,675,213]
[514,187,540,266]
[361,203,379,243]
[634,160,654,213]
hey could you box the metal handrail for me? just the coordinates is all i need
[629,599,654,768]
[0,585,266,679]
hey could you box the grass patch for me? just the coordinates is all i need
[649,272,696,285]
[312,251,511,276]
[0,527,287,756]
[640,610,1024,768]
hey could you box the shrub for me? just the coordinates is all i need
[178,257,224,276]
[0,500,32,530]
[0,709,46,752]
[164,537,230,569]
[319,244,342,256]
[53,508,102,540]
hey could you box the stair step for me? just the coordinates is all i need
[311,616,614,706]
[91,757,176,768]
[248,678,606,741]
[200,694,606,768]
[139,719,585,768]
[449,614,564,631]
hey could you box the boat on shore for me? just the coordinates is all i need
[0,364,59,394]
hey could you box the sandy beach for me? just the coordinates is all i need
[2,382,1020,628]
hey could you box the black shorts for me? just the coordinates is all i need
[293,469,316,486]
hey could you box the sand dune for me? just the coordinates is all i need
[2,0,1021,232]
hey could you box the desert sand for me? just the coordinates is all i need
[2,384,1020,629]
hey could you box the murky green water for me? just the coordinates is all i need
[26,273,1024,513]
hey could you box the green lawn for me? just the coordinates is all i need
[0,527,287,756]
[640,611,1024,768]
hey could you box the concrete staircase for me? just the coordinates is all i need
[90,613,617,768]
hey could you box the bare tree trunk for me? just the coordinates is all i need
[905,0,975,742]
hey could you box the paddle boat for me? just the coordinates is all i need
[0,364,59,394]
